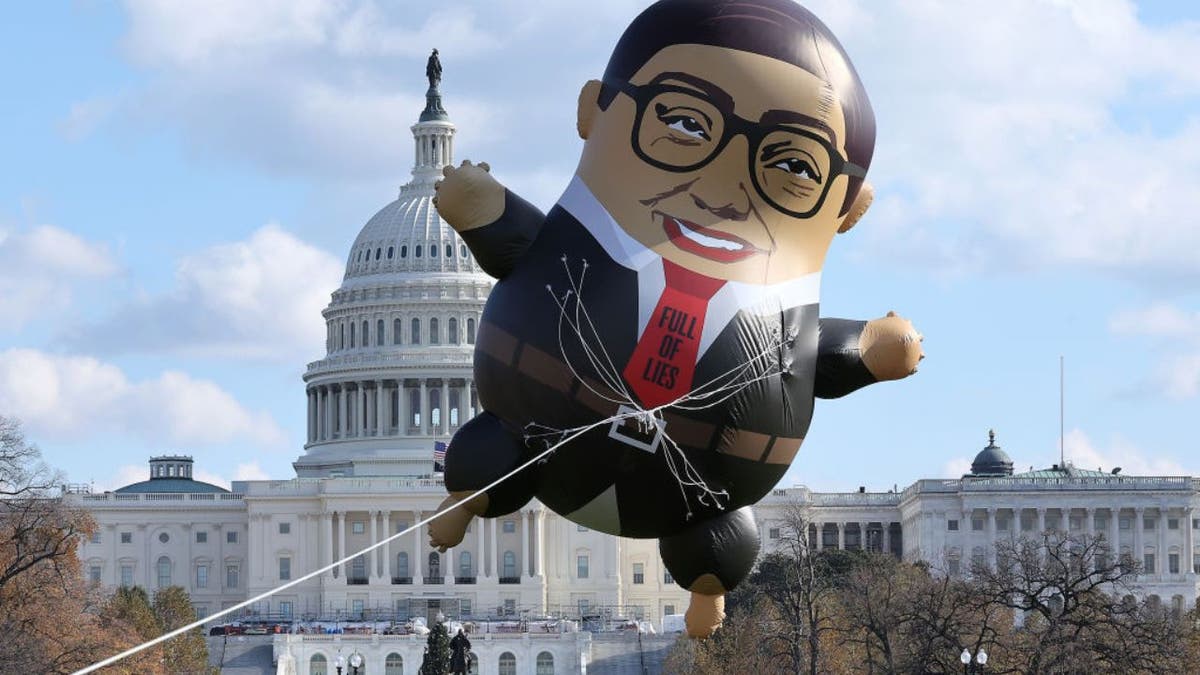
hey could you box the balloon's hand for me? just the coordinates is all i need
[434,160,505,233]
[860,311,924,381]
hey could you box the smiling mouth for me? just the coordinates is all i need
[658,212,763,263]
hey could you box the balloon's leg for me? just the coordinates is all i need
[658,506,760,639]
[438,410,537,517]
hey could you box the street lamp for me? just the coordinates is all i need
[960,647,988,674]
[334,654,345,675]
[349,652,364,675]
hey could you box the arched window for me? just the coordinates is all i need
[375,247,382,260]
[430,388,441,427]
[350,321,356,348]
[387,246,394,259]
[416,245,423,258]
[430,244,438,258]
[468,653,479,675]
[467,318,476,345]
[411,318,421,344]
[499,652,516,675]
[409,389,421,427]
[448,318,459,344]
[385,653,403,675]
[156,556,171,588]
[446,244,452,258]
[311,654,328,675]
[449,389,459,426]
[340,323,345,349]
[356,250,362,262]
[429,552,441,579]
[397,552,409,578]
[536,652,554,675]
[393,318,402,345]
[461,244,469,258]
[459,551,472,578]
[377,319,385,346]
[362,320,370,347]
[430,318,440,345]
[503,551,516,578]
[401,245,408,258]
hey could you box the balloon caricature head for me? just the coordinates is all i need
[576,0,876,284]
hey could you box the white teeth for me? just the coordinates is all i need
[671,217,744,251]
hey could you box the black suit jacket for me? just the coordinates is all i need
[462,190,875,537]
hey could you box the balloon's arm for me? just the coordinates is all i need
[459,189,546,279]
[812,317,876,399]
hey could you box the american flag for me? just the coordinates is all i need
[433,441,447,467]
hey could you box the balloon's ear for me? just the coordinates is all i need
[577,80,604,140]
[838,181,874,234]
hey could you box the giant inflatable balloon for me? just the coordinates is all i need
[430,0,923,638]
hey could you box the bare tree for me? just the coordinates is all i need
[970,531,1184,674]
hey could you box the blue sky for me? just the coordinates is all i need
[2,0,1199,494]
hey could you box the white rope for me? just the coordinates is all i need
[72,420,607,675]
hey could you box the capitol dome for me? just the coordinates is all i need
[295,55,492,478]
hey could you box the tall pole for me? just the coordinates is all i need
[1060,355,1065,466]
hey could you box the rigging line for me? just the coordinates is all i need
[72,418,609,675]
[549,287,629,401]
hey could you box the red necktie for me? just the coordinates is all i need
[623,259,727,408]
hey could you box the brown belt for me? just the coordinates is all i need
[478,320,802,465]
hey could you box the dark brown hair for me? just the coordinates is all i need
[600,0,874,214]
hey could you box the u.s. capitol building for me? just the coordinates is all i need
[71,62,1200,675]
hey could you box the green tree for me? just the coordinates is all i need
[420,619,452,675]
[153,585,209,674]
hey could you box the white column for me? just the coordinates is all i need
[1109,508,1120,555]
[1134,507,1145,570]
[382,511,392,580]
[420,380,428,435]
[440,383,450,435]
[987,508,997,568]
[338,385,348,438]
[376,379,386,436]
[306,390,315,442]
[460,380,470,425]
[338,512,347,580]
[414,510,423,581]
[535,509,545,576]
[1084,507,1094,541]
[1158,508,1168,576]
[490,517,499,576]
[324,386,333,440]
[369,510,379,582]
[446,544,456,585]
[836,522,844,550]
[476,516,487,579]
[1186,507,1195,575]
[1037,508,1046,534]
[883,522,891,556]
[317,387,326,440]
[522,510,531,577]
[320,514,332,580]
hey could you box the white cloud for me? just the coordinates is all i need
[0,225,119,331]
[1063,428,1189,476]
[57,96,118,141]
[796,0,1200,283]
[1110,302,1200,338]
[942,457,972,478]
[94,464,149,493]
[0,348,285,447]
[1109,301,1200,397]
[64,224,342,361]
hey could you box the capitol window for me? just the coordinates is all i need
[633,563,644,584]
[947,519,958,531]
[377,319,385,346]
[387,246,394,259]
[467,318,476,344]
[376,247,382,260]
[1169,518,1180,530]
[88,565,102,584]
[412,318,421,344]
[449,318,459,344]
[159,532,170,544]
[503,520,515,533]
[278,522,290,535]
[362,320,369,346]
[352,521,365,534]
[350,321,355,348]
[431,244,438,257]
[971,518,984,531]
[430,318,440,344]
[415,245,423,258]
[1145,517,1156,530]
[227,531,238,544]
[121,532,132,544]
[499,652,516,675]
[196,564,208,588]
[226,565,239,588]
[156,556,171,588]
[401,245,408,258]
[195,531,207,543]
[461,244,468,258]
[577,554,589,579]
[393,319,402,345]
[120,565,134,587]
